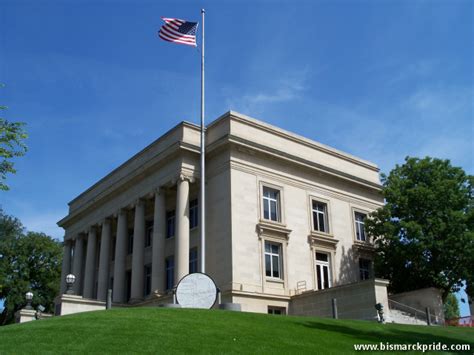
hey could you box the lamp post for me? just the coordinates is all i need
[66,274,76,295]
[25,291,33,310]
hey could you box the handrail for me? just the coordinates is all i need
[388,299,438,324]
[388,299,426,315]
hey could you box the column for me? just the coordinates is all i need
[97,219,112,301]
[151,188,166,293]
[130,199,145,303]
[60,240,72,294]
[175,175,190,285]
[83,227,97,299]
[72,234,84,295]
[113,209,128,303]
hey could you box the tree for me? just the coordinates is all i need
[1,87,28,191]
[0,209,62,325]
[443,293,460,320]
[365,157,474,301]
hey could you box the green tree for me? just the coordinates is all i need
[365,157,474,301]
[0,209,62,325]
[1,88,28,191]
[443,293,461,320]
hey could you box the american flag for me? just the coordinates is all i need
[158,17,198,47]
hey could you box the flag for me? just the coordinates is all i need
[158,17,198,47]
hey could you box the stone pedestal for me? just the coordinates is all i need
[55,294,106,316]
[15,309,36,323]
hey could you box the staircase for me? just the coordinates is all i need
[387,299,438,325]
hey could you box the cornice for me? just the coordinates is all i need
[207,110,379,172]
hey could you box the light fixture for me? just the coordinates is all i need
[66,274,76,295]
[25,291,33,310]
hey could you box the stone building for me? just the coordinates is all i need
[58,111,385,315]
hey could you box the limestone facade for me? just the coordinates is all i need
[58,111,383,314]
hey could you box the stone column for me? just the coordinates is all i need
[97,219,112,302]
[113,209,128,303]
[130,199,145,303]
[60,240,72,294]
[83,227,98,299]
[151,188,166,294]
[72,235,84,295]
[175,175,190,285]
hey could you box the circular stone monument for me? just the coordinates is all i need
[175,273,217,309]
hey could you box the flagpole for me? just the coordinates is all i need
[200,8,206,274]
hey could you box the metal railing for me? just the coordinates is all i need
[388,299,438,325]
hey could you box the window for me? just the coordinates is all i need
[144,264,152,296]
[165,256,174,290]
[265,241,282,279]
[189,248,198,273]
[262,186,281,222]
[312,201,329,233]
[268,306,286,315]
[166,210,175,238]
[127,230,134,254]
[189,199,198,229]
[359,258,371,280]
[315,252,332,290]
[111,236,116,261]
[354,212,367,241]
[145,220,153,248]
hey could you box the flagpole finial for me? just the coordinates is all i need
[201,8,205,13]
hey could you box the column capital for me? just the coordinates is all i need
[134,198,146,208]
[175,173,195,184]
[116,208,128,218]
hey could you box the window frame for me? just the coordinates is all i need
[165,255,174,290]
[359,258,372,280]
[145,220,153,248]
[310,197,331,234]
[259,181,285,225]
[315,251,332,290]
[353,210,368,242]
[144,264,152,296]
[264,241,283,279]
[166,210,176,239]
[189,198,199,229]
[189,247,198,273]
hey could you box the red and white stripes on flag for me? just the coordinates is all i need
[158,17,198,47]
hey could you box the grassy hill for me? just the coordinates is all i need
[0,308,472,354]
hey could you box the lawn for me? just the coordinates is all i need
[0,308,472,354]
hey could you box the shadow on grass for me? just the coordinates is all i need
[300,320,474,347]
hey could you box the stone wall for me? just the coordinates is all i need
[389,287,444,324]
[289,278,389,320]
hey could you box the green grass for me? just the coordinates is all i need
[0,308,472,354]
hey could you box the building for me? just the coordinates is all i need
[58,111,385,316]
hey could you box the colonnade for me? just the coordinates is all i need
[60,175,194,303]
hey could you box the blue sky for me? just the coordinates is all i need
[1,0,472,315]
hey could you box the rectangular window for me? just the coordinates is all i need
[262,186,281,222]
[111,236,116,261]
[165,256,174,290]
[268,306,286,315]
[144,264,152,296]
[189,248,198,274]
[265,241,282,279]
[359,258,371,280]
[312,201,329,233]
[127,230,134,254]
[126,270,132,301]
[355,212,367,241]
[189,199,198,229]
[166,210,175,239]
[145,220,153,248]
[316,252,332,290]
